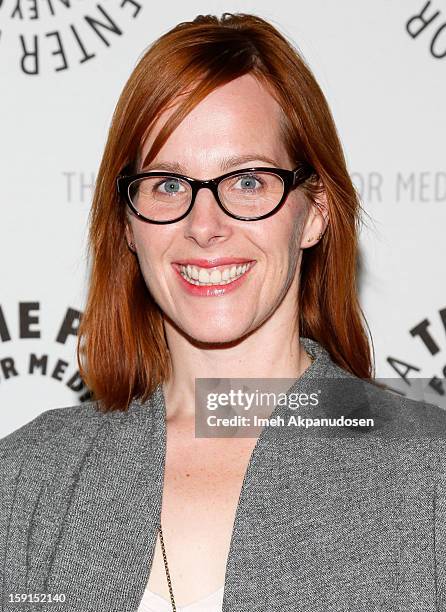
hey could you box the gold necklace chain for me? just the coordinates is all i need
[158,523,177,611]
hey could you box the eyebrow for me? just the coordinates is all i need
[140,153,280,174]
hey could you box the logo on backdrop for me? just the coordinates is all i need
[351,171,446,204]
[0,0,142,75]
[386,306,446,406]
[0,302,91,402]
[406,1,446,59]
[63,170,446,207]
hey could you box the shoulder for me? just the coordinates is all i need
[316,361,446,469]
[322,360,446,436]
[0,401,128,476]
[335,373,446,478]
[1,401,102,447]
[360,376,446,437]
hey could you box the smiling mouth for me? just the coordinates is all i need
[175,261,256,286]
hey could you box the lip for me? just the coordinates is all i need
[172,260,256,297]
[172,257,255,269]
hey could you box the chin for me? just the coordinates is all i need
[182,321,254,346]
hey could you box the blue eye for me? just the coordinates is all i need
[235,174,263,190]
[240,176,258,189]
[159,178,184,193]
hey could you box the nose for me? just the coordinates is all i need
[183,185,231,246]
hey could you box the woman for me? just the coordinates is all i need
[1,12,446,612]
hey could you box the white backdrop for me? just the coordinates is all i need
[1,0,445,436]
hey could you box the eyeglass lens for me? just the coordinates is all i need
[128,171,285,222]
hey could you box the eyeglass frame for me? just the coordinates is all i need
[116,162,315,224]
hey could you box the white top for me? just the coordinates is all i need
[137,585,224,611]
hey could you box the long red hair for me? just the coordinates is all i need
[77,12,375,412]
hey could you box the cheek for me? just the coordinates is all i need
[272,202,307,264]
[133,225,163,261]
[282,205,307,281]
[289,196,307,246]
[288,215,304,260]
[132,231,161,281]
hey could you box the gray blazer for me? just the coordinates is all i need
[1,336,446,612]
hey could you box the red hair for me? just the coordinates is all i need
[77,12,375,412]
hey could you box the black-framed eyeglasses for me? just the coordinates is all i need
[116,163,314,224]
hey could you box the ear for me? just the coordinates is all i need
[125,223,136,252]
[300,188,329,249]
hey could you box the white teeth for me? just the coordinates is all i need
[179,262,252,286]
[209,269,221,284]
[198,268,209,283]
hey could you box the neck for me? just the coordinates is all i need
[162,314,312,422]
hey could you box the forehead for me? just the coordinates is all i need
[139,73,286,170]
